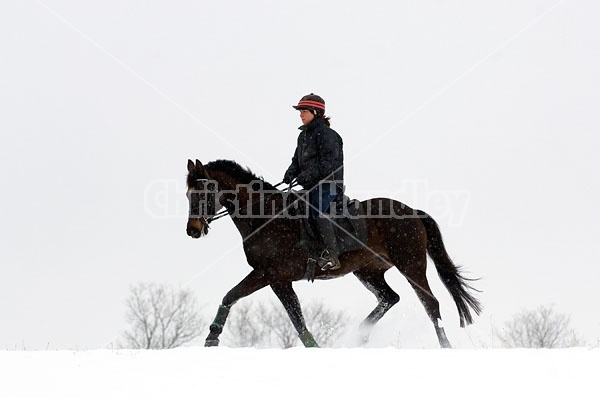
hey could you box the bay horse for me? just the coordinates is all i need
[186,159,481,348]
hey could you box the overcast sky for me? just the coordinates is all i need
[1,0,599,349]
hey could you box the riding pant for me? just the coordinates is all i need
[308,181,343,220]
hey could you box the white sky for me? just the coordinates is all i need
[1,0,599,349]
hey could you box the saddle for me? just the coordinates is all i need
[286,191,368,259]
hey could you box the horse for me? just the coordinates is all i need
[186,159,481,348]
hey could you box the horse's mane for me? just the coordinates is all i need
[204,159,279,191]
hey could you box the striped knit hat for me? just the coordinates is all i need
[292,93,325,115]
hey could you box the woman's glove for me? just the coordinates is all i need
[296,172,309,187]
[283,169,295,184]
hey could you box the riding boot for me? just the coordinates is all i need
[313,216,341,271]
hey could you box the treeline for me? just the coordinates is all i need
[118,283,590,349]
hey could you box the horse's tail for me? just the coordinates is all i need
[416,209,482,327]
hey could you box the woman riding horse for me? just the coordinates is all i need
[283,93,344,271]
[186,159,482,348]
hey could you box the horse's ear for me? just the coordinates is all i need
[195,159,204,171]
[187,159,195,173]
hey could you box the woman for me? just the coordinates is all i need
[283,93,344,270]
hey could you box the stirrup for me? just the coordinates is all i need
[318,250,341,271]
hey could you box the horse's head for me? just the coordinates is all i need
[186,159,220,239]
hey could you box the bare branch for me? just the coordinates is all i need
[120,283,207,349]
[222,300,349,348]
[497,305,582,348]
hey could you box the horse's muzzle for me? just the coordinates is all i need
[187,217,209,239]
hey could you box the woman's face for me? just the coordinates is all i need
[299,109,314,125]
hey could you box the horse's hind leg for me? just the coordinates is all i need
[271,282,319,347]
[354,269,400,345]
[400,262,452,348]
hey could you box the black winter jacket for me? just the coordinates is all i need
[284,117,344,189]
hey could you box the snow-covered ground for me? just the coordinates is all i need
[0,348,596,397]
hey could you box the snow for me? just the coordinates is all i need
[1,348,597,397]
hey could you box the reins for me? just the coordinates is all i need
[207,180,300,224]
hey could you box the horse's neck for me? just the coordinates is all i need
[210,170,238,192]
[226,195,258,240]
[226,190,285,240]
[210,170,289,238]
[211,172,254,237]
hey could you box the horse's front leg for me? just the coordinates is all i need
[205,270,268,347]
[271,282,319,347]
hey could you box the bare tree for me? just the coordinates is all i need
[497,305,582,348]
[223,300,349,348]
[304,301,348,347]
[121,283,206,349]
[222,301,266,347]
[258,302,302,348]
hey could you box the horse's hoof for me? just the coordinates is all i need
[205,339,220,347]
